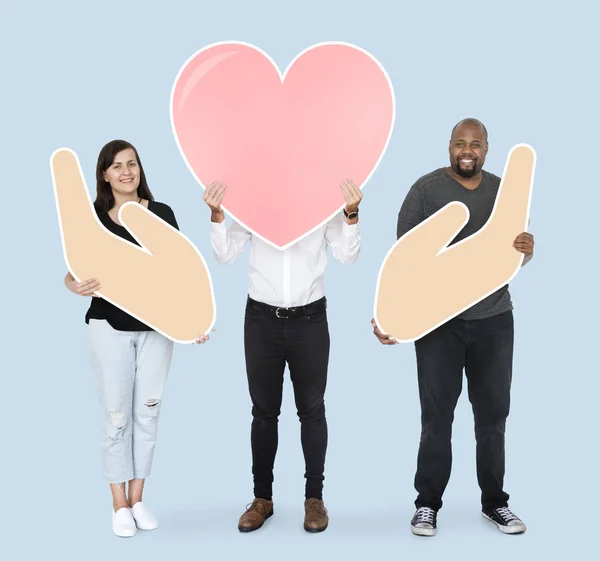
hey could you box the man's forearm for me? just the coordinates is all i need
[521,253,533,266]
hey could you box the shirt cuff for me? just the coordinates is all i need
[341,219,360,236]
[210,220,228,235]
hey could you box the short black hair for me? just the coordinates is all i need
[451,118,488,141]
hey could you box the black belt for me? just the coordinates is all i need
[246,296,327,319]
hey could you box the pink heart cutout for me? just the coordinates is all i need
[171,41,395,249]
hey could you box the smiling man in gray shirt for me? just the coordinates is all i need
[374,119,534,536]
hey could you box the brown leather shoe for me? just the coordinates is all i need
[304,498,328,532]
[238,498,274,532]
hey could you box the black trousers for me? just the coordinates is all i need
[414,311,514,511]
[243,297,330,500]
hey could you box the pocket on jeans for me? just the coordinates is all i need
[305,311,327,322]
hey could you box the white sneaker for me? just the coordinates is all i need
[112,507,137,537]
[131,502,159,530]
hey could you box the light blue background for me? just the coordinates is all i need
[2,0,598,559]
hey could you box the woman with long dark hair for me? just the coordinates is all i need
[64,140,208,537]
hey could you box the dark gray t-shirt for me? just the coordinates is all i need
[396,167,513,320]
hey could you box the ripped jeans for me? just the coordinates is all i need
[88,319,174,484]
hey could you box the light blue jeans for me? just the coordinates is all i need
[88,319,174,484]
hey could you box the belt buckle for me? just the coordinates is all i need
[275,307,291,318]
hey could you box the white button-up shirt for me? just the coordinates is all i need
[210,213,361,307]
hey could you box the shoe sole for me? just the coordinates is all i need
[135,523,159,531]
[481,512,526,534]
[238,509,274,532]
[304,522,328,533]
[411,525,437,537]
[113,529,137,538]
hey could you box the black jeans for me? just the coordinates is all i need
[243,297,330,500]
[414,311,514,511]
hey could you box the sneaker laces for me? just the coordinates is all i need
[416,507,435,524]
[495,507,518,522]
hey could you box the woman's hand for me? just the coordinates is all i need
[194,328,216,345]
[66,273,101,297]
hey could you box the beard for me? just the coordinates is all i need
[454,158,480,178]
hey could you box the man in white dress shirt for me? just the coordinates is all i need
[203,179,363,533]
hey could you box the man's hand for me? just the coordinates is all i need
[513,232,534,257]
[340,178,363,224]
[371,318,398,345]
[203,180,227,223]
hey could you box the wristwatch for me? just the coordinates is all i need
[343,208,359,220]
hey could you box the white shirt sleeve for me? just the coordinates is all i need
[324,212,361,264]
[209,219,252,264]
